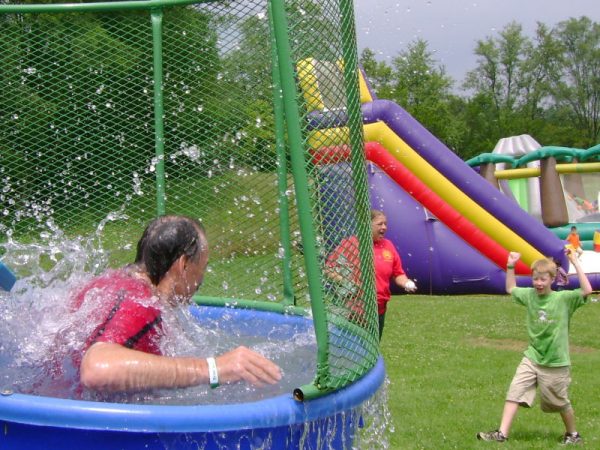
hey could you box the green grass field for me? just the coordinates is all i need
[7,168,599,448]
[379,294,600,449]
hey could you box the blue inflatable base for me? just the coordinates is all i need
[0,305,385,449]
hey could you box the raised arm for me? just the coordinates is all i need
[80,342,282,392]
[505,251,520,294]
[567,250,592,297]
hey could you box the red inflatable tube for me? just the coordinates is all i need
[364,142,530,274]
[309,142,530,274]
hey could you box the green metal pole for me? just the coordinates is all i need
[151,8,166,216]
[269,0,331,399]
[269,2,295,306]
[339,0,379,346]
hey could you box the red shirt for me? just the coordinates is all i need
[326,236,405,315]
[373,238,405,314]
[30,270,163,398]
[72,270,163,355]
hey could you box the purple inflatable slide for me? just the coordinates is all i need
[361,99,595,294]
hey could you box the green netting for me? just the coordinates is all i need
[0,0,378,399]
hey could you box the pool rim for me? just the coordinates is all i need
[0,357,384,432]
[0,306,385,433]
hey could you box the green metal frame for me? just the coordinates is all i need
[1,0,379,401]
[269,2,295,306]
[269,0,331,397]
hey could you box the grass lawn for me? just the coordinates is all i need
[378,294,600,449]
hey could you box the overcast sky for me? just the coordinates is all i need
[353,0,599,88]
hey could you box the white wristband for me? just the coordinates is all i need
[206,357,219,389]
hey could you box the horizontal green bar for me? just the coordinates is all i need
[192,295,310,317]
[0,0,217,14]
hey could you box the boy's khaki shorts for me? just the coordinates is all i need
[506,356,572,412]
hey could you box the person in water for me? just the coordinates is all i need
[76,215,281,392]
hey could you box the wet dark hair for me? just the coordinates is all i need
[135,215,206,285]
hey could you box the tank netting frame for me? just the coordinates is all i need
[0,0,379,399]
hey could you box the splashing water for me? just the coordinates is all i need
[0,235,102,399]
[353,377,394,450]
[0,229,317,405]
[0,224,391,449]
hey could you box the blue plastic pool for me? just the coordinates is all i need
[0,305,385,449]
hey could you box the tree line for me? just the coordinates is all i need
[1,6,598,231]
[360,16,600,160]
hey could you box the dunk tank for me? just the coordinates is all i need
[0,0,385,448]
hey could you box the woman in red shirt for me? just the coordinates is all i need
[326,210,417,340]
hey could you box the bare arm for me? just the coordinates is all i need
[81,342,282,392]
[505,251,520,294]
[568,251,592,297]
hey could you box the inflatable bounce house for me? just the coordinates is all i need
[468,135,600,288]
[301,62,600,294]
[471,135,600,238]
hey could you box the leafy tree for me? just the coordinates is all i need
[285,0,347,62]
[518,23,556,122]
[463,22,538,138]
[0,6,222,231]
[391,40,468,153]
[216,12,277,171]
[461,92,502,154]
[544,17,600,147]
[359,48,394,98]
[360,42,469,155]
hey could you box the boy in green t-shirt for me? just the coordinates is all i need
[477,250,592,445]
